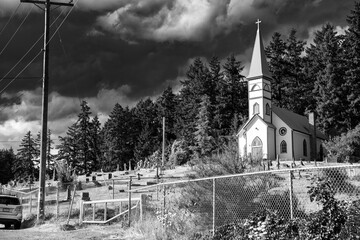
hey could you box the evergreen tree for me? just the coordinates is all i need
[156,86,178,142]
[103,104,139,170]
[133,98,160,162]
[305,24,347,135]
[177,58,209,146]
[265,32,287,107]
[215,54,246,137]
[14,131,37,181]
[0,148,16,184]
[193,95,214,158]
[343,1,360,129]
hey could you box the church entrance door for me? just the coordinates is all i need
[251,137,263,160]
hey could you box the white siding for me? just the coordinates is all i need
[246,119,269,159]
[267,127,275,159]
[293,131,310,161]
[272,112,292,160]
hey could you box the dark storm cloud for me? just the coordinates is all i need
[0,0,357,150]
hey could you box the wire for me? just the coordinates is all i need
[0,4,68,86]
[0,4,34,57]
[0,0,79,95]
[0,3,22,37]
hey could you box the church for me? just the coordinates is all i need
[237,21,327,161]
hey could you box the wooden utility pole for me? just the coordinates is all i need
[161,117,165,171]
[20,0,73,221]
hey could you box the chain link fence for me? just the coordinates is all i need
[131,164,360,234]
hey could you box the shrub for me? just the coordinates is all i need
[54,160,76,190]
[305,177,347,240]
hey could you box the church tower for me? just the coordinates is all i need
[247,20,272,123]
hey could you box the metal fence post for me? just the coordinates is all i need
[289,169,294,220]
[212,178,216,236]
[128,176,132,227]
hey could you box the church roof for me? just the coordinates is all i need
[272,106,327,140]
[247,22,272,79]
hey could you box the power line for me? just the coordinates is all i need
[0,4,69,88]
[0,3,22,37]
[0,4,34,57]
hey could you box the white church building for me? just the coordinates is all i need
[237,22,327,161]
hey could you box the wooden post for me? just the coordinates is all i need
[104,202,107,221]
[128,176,132,227]
[112,179,114,199]
[92,204,96,221]
[67,185,76,225]
[140,194,146,222]
[56,182,59,218]
[79,200,83,225]
[29,193,32,214]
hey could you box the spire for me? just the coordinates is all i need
[247,19,271,79]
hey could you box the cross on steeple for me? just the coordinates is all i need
[255,19,261,30]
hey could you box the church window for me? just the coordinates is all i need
[279,127,287,136]
[266,103,270,115]
[264,84,271,91]
[280,140,287,153]
[303,139,307,156]
[251,84,261,91]
[253,103,259,115]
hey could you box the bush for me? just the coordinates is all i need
[54,161,76,190]
[305,177,347,240]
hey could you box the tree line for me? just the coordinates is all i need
[1,2,359,184]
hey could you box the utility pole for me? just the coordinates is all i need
[20,0,73,221]
[161,117,165,172]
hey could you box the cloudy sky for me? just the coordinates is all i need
[0,0,355,151]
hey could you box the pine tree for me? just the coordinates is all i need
[265,32,287,107]
[343,1,360,129]
[156,86,178,142]
[133,98,160,162]
[14,131,38,181]
[103,104,139,170]
[0,148,16,184]
[306,24,347,135]
[215,54,246,137]
[193,95,214,158]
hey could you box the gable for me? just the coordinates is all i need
[237,114,275,136]
[272,106,327,140]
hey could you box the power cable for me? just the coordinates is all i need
[0,3,22,37]
[0,0,79,95]
[0,4,68,86]
[0,4,34,57]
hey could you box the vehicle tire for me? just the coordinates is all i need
[14,221,21,229]
[4,223,11,229]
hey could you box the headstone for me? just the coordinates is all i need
[81,192,90,201]
[108,173,112,179]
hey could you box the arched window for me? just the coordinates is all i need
[303,139,307,156]
[266,103,270,115]
[251,137,263,159]
[252,137,262,147]
[264,84,271,91]
[253,103,259,115]
[251,84,261,91]
[280,140,287,153]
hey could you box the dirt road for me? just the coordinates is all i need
[0,223,127,240]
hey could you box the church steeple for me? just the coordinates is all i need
[247,19,271,79]
[247,19,272,123]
